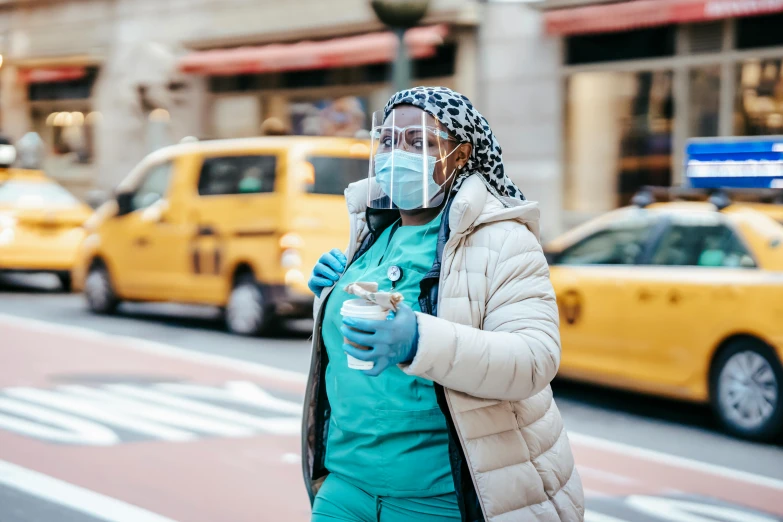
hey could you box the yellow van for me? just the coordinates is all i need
[72,136,370,335]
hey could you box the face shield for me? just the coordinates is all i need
[368,108,459,210]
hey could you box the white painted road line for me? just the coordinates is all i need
[0,313,307,384]
[569,432,783,491]
[0,460,177,522]
[578,466,639,485]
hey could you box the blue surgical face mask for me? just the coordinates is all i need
[374,150,453,210]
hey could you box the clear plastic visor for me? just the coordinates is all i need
[367,108,458,210]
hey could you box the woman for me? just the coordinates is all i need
[302,87,584,522]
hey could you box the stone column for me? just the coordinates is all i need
[0,65,31,140]
[477,3,563,240]
[565,72,629,215]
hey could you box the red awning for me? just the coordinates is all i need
[17,67,87,84]
[545,0,783,36]
[179,24,448,76]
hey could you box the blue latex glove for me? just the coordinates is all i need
[307,249,347,297]
[341,303,419,377]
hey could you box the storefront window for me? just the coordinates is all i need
[689,66,720,138]
[26,68,99,182]
[31,107,97,165]
[566,70,673,213]
[735,59,783,136]
[211,96,261,139]
[289,96,369,137]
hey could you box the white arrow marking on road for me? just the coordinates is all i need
[59,385,256,438]
[5,387,196,442]
[0,459,177,522]
[281,453,300,464]
[0,398,119,446]
[107,384,301,433]
[156,381,302,415]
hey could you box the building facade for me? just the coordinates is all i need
[539,0,783,229]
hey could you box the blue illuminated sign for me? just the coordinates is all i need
[685,137,783,189]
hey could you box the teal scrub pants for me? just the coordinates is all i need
[311,474,461,522]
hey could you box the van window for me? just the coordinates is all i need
[132,162,173,211]
[306,156,368,195]
[198,155,277,196]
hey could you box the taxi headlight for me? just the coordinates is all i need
[0,214,17,229]
[279,232,304,249]
[285,269,305,286]
[281,249,302,269]
[0,228,14,245]
[0,144,16,167]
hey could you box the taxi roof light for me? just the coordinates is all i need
[633,184,783,210]
[631,189,655,208]
[708,190,732,211]
[633,185,737,211]
[685,136,783,190]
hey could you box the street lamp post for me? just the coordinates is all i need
[369,0,430,92]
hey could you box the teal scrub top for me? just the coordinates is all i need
[321,213,455,498]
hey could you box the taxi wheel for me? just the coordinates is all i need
[85,264,119,315]
[225,275,273,336]
[710,340,783,441]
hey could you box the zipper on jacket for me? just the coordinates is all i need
[438,235,489,520]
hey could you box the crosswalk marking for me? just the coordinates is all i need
[0,381,301,445]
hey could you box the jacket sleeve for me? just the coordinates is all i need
[400,225,561,402]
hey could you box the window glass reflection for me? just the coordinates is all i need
[689,66,721,137]
[735,59,783,136]
[566,70,673,213]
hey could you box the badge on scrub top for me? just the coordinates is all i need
[387,265,403,288]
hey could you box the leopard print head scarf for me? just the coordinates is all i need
[383,86,524,201]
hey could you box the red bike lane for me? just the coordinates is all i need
[0,318,310,522]
[0,317,781,522]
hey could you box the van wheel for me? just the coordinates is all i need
[85,264,119,315]
[57,273,73,293]
[710,339,783,441]
[225,274,272,336]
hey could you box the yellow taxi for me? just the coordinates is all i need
[735,202,783,224]
[73,136,370,335]
[545,193,783,441]
[0,169,93,291]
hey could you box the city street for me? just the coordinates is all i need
[1,274,782,522]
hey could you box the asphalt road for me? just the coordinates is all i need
[1,273,782,522]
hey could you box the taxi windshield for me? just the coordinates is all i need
[0,180,80,207]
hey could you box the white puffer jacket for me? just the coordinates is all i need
[303,174,584,522]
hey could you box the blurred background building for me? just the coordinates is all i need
[1,0,783,238]
[541,0,783,229]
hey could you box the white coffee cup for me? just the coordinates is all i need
[340,298,388,370]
